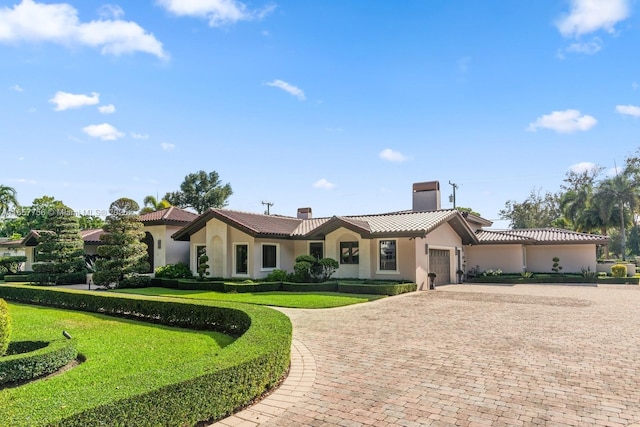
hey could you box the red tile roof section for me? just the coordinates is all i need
[138,207,198,224]
[477,228,608,244]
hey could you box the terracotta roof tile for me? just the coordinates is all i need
[214,210,302,236]
[139,207,198,224]
[81,228,106,244]
[477,228,608,244]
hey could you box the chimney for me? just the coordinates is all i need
[297,207,312,219]
[412,181,441,212]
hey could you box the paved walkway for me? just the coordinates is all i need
[216,284,640,426]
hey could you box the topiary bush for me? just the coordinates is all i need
[265,269,288,282]
[0,339,77,385]
[611,263,628,278]
[0,298,10,356]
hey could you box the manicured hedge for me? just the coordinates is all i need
[223,281,281,293]
[0,339,77,385]
[27,272,87,286]
[119,275,152,289]
[150,277,226,292]
[337,282,418,295]
[0,285,292,427]
[3,273,32,283]
[468,276,640,285]
[281,281,339,292]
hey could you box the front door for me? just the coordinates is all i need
[429,249,450,286]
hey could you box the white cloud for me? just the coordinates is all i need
[616,104,640,118]
[10,178,37,184]
[266,79,305,100]
[82,123,124,140]
[313,178,335,190]
[130,132,149,140]
[565,38,602,55]
[0,0,168,59]
[157,0,275,27]
[569,162,598,173]
[556,0,630,37]
[526,109,597,133]
[98,104,116,114]
[50,91,99,111]
[379,148,408,163]
[160,142,175,151]
[10,84,22,92]
[98,4,124,19]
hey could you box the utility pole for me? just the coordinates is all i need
[261,201,274,215]
[448,181,459,209]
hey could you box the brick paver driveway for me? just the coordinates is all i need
[230,285,640,426]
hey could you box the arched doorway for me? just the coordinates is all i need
[142,232,154,273]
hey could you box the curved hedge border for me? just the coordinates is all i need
[0,339,77,385]
[0,285,292,427]
[223,281,281,293]
[281,281,338,292]
[337,282,418,295]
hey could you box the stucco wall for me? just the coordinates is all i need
[325,229,370,279]
[526,244,597,273]
[367,237,415,281]
[414,223,463,288]
[466,244,524,274]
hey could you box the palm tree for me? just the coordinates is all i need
[0,185,18,216]
[140,195,171,214]
[593,173,639,260]
[559,188,591,230]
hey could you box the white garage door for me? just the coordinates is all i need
[429,249,451,286]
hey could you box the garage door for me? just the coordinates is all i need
[429,249,450,286]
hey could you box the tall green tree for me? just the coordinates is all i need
[140,195,171,214]
[31,202,85,279]
[592,173,639,260]
[94,198,149,288]
[164,170,232,214]
[0,185,18,216]
[499,188,561,229]
[78,215,105,230]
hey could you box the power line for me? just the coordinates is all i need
[261,200,274,215]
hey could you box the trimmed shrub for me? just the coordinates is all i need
[611,264,627,278]
[0,298,10,356]
[119,275,152,289]
[337,282,417,295]
[265,269,288,282]
[0,339,77,385]
[281,281,338,292]
[154,262,193,279]
[27,272,87,286]
[3,274,31,283]
[150,277,225,292]
[223,282,282,293]
[0,285,291,427]
[0,256,27,274]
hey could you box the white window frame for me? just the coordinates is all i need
[260,243,280,272]
[233,242,250,277]
[377,238,399,274]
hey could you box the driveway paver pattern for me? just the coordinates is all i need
[221,285,640,426]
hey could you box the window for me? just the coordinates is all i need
[340,241,359,264]
[309,242,324,260]
[379,240,397,271]
[235,244,248,275]
[262,244,277,269]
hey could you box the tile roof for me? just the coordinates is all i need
[81,228,106,244]
[173,208,479,244]
[477,228,608,245]
[138,207,198,225]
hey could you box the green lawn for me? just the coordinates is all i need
[0,302,235,426]
[113,287,386,308]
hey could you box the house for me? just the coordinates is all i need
[17,207,197,273]
[171,180,608,288]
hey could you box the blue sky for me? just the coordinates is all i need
[1,0,639,228]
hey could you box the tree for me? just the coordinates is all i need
[94,198,149,288]
[140,195,171,214]
[499,188,561,229]
[78,215,105,230]
[592,173,639,260]
[456,207,482,217]
[0,185,18,216]
[164,170,232,214]
[31,202,86,282]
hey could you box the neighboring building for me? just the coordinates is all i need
[172,181,608,288]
